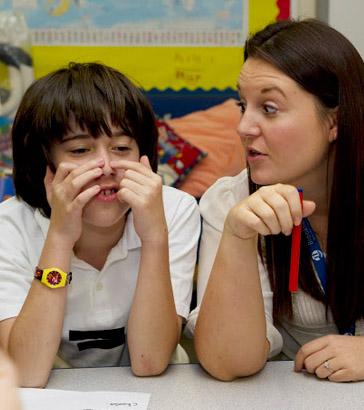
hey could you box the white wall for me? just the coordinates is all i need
[292,0,317,19]
[318,0,364,59]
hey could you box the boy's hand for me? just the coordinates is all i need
[44,159,103,245]
[111,156,167,243]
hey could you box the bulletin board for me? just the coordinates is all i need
[0,0,290,92]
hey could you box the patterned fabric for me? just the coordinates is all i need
[157,119,207,188]
[0,120,13,170]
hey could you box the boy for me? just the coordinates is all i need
[0,62,200,387]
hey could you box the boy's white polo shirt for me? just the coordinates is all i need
[0,186,200,367]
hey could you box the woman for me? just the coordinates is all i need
[0,62,200,387]
[191,19,364,382]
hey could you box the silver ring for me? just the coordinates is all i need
[324,360,334,373]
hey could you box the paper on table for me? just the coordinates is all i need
[19,388,151,410]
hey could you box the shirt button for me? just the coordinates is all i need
[96,282,103,291]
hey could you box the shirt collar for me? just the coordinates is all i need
[34,207,141,254]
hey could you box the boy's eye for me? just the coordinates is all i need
[70,148,89,154]
[114,146,130,152]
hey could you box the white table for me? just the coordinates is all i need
[46,362,364,409]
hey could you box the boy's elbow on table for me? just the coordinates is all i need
[131,356,170,377]
[18,371,50,389]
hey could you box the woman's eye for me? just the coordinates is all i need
[263,105,277,114]
[236,101,246,114]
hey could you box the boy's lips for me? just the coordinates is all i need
[95,184,120,202]
[99,188,118,196]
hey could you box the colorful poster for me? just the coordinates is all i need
[3,0,248,47]
[0,0,289,90]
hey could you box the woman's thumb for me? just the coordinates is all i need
[302,200,316,218]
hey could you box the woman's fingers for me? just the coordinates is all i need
[256,185,295,235]
[226,184,316,240]
[302,200,316,219]
[295,335,364,382]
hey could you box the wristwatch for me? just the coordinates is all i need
[34,267,72,289]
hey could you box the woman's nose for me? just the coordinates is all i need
[237,110,261,140]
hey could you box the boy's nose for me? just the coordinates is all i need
[99,152,115,177]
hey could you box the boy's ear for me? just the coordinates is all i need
[328,106,338,143]
[44,166,55,185]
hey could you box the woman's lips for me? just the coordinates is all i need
[247,148,267,162]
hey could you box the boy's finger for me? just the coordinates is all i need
[139,155,151,169]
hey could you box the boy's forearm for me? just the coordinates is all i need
[7,234,72,387]
[8,281,67,387]
[127,239,180,376]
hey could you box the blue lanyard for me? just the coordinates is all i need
[302,218,355,335]
[302,218,327,293]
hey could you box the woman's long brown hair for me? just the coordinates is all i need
[245,19,364,332]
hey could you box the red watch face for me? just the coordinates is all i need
[47,271,62,286]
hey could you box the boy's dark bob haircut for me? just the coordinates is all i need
[12,62,159,218]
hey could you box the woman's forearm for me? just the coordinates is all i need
[195,229,269,381]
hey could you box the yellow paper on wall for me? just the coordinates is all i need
[249,0,280,35]
[31,0,282,91]
[32,46,244,91]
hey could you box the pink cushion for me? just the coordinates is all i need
[167,98,246,197]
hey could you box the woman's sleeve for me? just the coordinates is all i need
[184,173,283,357]
[184,175,237,337]
[257,256,283,357]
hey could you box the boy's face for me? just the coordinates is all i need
[49,122,140,230]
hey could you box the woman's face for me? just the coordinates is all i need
[237,58,337,188]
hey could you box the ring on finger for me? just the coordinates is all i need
[323,360,334,373]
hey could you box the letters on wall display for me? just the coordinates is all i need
[0,0,290,92]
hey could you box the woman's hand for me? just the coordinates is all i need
[112,155,167,243]
[225,183,316,240]
[295,335,364,382]
[44,159,103,245]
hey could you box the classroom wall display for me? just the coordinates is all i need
[0,10,34,118]
[0,0,290,92]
